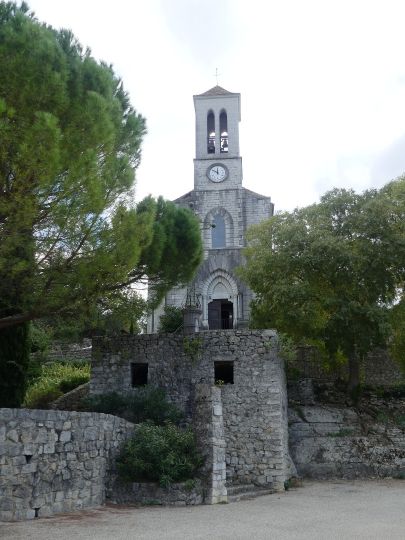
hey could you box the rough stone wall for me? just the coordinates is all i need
[220,332,289,490]
[49,383,89,411]
[0,408,134,521]
[288,384,405,479]
[289,347,403,388]
[362,349,403,387]
[193,385,227,503]
[45,340,92,362]
[110,480,204,506]
[90,329,291,490]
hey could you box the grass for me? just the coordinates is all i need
[23,361,90,409]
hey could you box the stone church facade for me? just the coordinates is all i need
[148,85,274,332]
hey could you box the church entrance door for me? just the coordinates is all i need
[208,299,233,329]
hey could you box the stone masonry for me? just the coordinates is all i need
[90,329,292,491]
[193,384,227,503]
[148,86,274,332]
[0,408,134,521]
[288,381,405,479]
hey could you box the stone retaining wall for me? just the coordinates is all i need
[48,339,92,361]
[290,347,403,387]
[90,330,291,490]
[49,383,89,411]
[0,408,134,521]
[110,480,203,506]
[288,386,405,479]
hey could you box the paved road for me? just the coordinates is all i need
[1,480,404,540]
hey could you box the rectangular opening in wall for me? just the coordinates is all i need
[131,363,148,386]
[214,361,234,384]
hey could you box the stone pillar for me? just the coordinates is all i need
[183,307,202,335]
[193,384,227,504]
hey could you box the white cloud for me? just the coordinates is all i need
[27,0,405,210]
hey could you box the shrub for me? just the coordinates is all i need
[59,373,90,394]
[158,306,183,333]
[116,423,203,487]
[82,387,183,425]
[30,322,52,356]
[23,362,90,409]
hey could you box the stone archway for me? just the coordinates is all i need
[201,270,239,329]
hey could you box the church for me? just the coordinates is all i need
[148,85,274,332]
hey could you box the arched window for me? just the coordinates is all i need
[220,110,228,153]
[207,111,215,154]
[212,214,226,248]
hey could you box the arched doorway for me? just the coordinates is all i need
[202,270,239,330]
[208,299,233,329]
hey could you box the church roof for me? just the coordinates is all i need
[196,85,237,97]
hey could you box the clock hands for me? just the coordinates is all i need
[207,164,227,182]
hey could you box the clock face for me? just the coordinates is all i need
[208,164,228,183]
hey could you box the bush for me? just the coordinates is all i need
[23,362,90,409]
[116,423,203,487]
[158,306,183,333]
[82,387,183,425]
[59,372,90,394]
[30,322,52,356]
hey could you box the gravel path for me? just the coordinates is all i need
[1,480,404,540]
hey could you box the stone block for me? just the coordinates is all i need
[21,463,37,474]
[6,429,19,443]
[59,431,71,443]
[25,509,36,520]
[0,511,14,521]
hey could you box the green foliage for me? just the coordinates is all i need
[158,305,183,333]
[183,336,203,364]
[0,4,202,332]
[116,423,203,487]
[141,197,203,306]
[376,384,405,399]
[23,361,90,408]
[241,179,405,391]
[0,3,202,404]
[277,334,298,364]
[0,322,30,406]
[388,299,405,372]
[30,321,51,356]
[82,387,183,425]
[76,289,147,338]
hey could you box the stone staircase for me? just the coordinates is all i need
[226,484,275,503]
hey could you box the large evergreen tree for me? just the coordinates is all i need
[0,3,202,404]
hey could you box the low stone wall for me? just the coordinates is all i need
[0,408,134,521]
[49,383,90,411]
[110,480,203,506]
[288,391,405,479]
[41,340,92,363]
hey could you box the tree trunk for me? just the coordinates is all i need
[347,351,360,396]
[0,322,30,407]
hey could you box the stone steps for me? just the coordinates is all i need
[226,484,275,503]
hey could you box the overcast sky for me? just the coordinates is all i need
[28,0,405,211]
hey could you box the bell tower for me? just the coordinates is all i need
[147,85,274,333]
[193,86,243,191]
